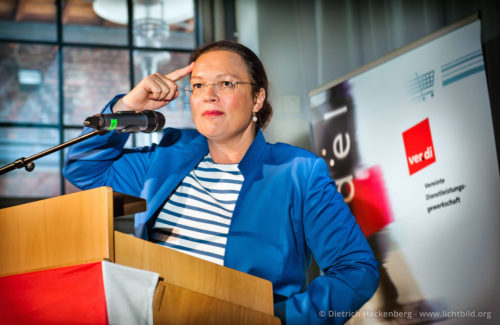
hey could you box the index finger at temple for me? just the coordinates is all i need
[165,62,194,81]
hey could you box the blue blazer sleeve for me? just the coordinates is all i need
[63,95,155,197]
[276,158,380,324]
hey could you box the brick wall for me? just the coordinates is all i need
[0,45,192,199]
[63,47,130,125]
[0,43,59,124]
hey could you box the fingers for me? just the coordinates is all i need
[148,73,178,102]
[148,62,194,101]
[146,62,194,102]
[165,62,194,81]
[125,63,193,112]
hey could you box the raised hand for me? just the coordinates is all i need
[113,62,194,112]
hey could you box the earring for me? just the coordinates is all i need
[252,111,258,122]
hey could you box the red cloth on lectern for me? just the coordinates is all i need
[350,165,394,237]
[0,262,108,325]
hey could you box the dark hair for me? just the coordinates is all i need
[189,40,273,130]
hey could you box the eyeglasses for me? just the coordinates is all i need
[184,81,255,97]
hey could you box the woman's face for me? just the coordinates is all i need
[189,50,264,144]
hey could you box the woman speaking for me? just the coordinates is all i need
[64,40,379,325]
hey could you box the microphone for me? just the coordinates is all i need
[84,110,165,133]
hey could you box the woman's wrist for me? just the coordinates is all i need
[112,97,134,113]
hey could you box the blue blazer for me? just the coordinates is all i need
[64,95,379,324]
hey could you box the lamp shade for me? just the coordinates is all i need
[93,0,194,25]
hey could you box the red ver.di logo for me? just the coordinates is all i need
[402,118,436,175]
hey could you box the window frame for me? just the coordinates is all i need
[0,0,200,197]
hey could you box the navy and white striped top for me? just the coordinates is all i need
[151,154,244,265]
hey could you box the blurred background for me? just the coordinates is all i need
[0,0,199,203]
[0,0,498,201]
[1,0,498,203]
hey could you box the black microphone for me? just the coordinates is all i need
[84,110,165,133]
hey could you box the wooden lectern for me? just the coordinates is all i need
[0,186,281,324]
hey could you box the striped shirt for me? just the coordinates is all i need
[151,154,244,265]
